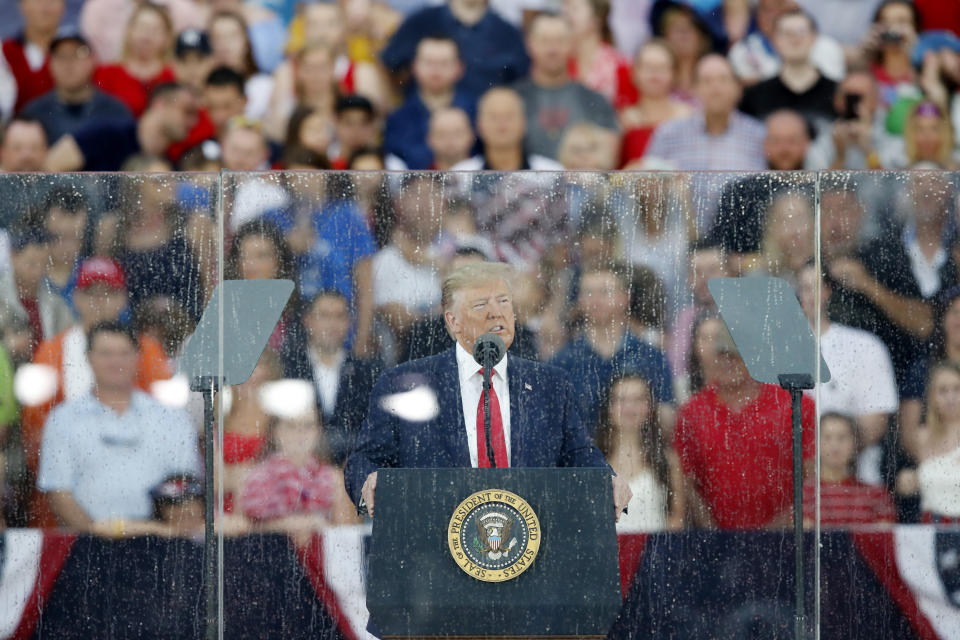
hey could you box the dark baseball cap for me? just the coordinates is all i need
[175,29,212,58]
[50,27,90,53]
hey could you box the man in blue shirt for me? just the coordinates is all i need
[380,0,529,97]
[551,266,675,434]
[21,30,132,144]
[384,35,476,169]
[44,82,198,171]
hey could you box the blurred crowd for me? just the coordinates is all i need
[0,0,959,539]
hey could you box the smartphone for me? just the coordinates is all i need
[880,30,904,44]
[843,93,862,120]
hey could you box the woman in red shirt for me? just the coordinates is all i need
[93,1,176,118]
[618,39,692,168]
[563,0,637,110]
[802,413,896,527]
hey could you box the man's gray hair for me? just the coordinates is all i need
[441,262,515,311]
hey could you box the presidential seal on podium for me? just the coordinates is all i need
[447,489,541,582]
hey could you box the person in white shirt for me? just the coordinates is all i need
[797,262,899,485]
[38,322,199,531]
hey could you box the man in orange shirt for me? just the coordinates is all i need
[22,256,172,527]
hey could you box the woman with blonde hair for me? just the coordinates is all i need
[93,1,176,117]
[903,101,958,169]
[906,362,960,523]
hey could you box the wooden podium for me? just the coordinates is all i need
[367,468,621,638]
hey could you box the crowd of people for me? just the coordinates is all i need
[0,0,959,539]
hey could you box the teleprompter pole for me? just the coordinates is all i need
[197,376,220,640]
[778,373,814,640]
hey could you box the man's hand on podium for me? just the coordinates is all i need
[361,471,378,517]
[612,475,632,522]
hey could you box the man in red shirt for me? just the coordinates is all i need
[675,320,815,529]
[2,0,64,113]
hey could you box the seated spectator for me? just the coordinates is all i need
[451,86,562,171]
[564,0,637,110]
[729,0,845,85]
[900,362,960,523]
[863,0,921,110]
[667,242,727,402]
[380,0,529,98]
[798,261,899,486]
[284,105,333,160]
[644,54,766,171]
[171,29,214,94]
[0,228,74,356]
[263,42,338,143]
[21,258,173,528]
[21,29,133,144]
[595,372,683,532]
[286,1,389,112]
[371,173,447,357]
[551,265,674,436]
[801,413,896,527]
[648,0,715,103]
[94,174,203,322]
[218,350,280,513]
[30,186,88,316]
[79,0,207,64]
[37,322,198,532]
[45,82,199,171]
[557,122,619,170]
[385,35,476,170]
[674,318,815,529]
[900,287,960,467]
[240,385,360,542]
[753,189,815,285]
[285,290,382,463]
[915,31,960,131]
[2,0,63,114]
[225,221,301,359]
[513,12,618,161]
[807,68,905,170]
[739,8,838,129]
[93,2,176,118]
[0,115,47,173]
[706,109,812,259]
[825,172,949,391]
[618,39,692,168]
[426,106,475,171]
[203,66,249,137]
[210,0,285,74]
[329,95,379,169]
[208,9,273,121]
[902,101,958,169]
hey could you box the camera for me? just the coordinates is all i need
[879,30,904,44]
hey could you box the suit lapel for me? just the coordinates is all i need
[439,348,471,466]
[508,356,525,467]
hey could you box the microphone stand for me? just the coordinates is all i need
[481,362,496,468]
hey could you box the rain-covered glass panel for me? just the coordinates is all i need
[5,168,960,640]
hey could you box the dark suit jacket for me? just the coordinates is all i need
[344,347,609,506]
[284,344,382,465]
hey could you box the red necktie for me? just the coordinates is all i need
[476,368,508,468]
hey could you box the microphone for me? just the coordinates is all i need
[473,333,506,369]
[473,333,505,468]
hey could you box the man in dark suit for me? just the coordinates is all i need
[345,262,632,519]
[285,291,381,464]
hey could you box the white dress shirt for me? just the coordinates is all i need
[455,342,511,467]
[308,347,345,417]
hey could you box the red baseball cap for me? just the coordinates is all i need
[75,257,126,290]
